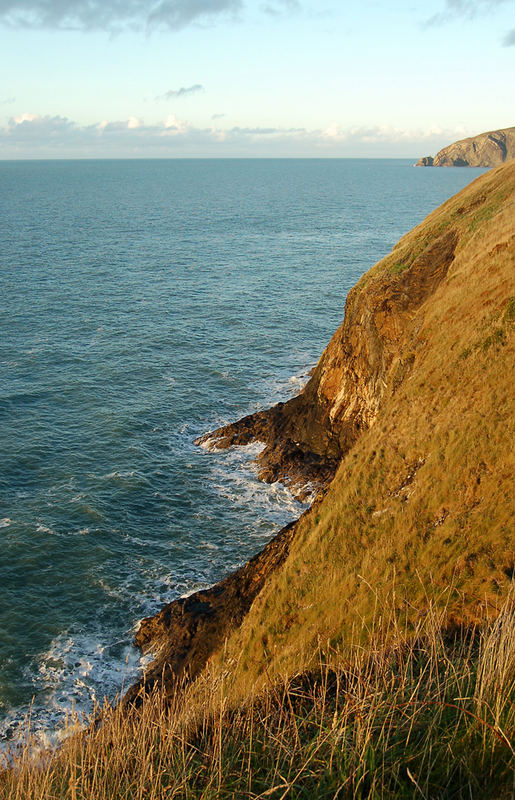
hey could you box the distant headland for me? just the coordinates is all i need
[416,126,515,167]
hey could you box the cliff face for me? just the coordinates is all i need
[130,161,515,702]
[197,228,459,498]
[125,518,299,702]
[416,126,515,167]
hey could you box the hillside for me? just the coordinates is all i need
[214,160,515,691]
[132,160,515,701]
[416,126,515,167]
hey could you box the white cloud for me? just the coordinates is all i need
[261,0,301,16]
[0,0,242,32]
[425,0,513,25]
[13,112,39,124]
[157,85,204,101]
[0,112,476,158]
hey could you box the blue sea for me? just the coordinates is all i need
[0,158,485,747]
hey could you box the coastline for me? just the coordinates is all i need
[124,515,302,704]
[123,160,515,707]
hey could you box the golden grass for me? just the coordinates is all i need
[1,596,514,799]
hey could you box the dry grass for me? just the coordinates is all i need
[1,597,514,799]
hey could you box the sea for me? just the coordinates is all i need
[0,158,486,749]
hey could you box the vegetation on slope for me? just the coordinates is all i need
[213,161,515,693]
[2,600,514,799]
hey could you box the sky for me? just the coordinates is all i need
[0,0,513,158]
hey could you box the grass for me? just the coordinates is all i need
[389,262,409,275]
[1,597,514,799]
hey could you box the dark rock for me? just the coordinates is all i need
[415,156,434,166]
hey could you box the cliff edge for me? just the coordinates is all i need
[130,161,514,702]
[416,126,515,167]
[197,225,459,499]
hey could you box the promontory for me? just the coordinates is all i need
[416,126,515,167]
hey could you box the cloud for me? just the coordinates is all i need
[211,112,225,119]
[261,0,300,16]
[157,84,204,100]
[229,125,305,134]
[1,96,16,105]
[0,0,242,32]
[503,27,515,43]
[425,0,512,25]
[1,113,475,158]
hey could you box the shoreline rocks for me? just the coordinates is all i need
[123,514,305,704]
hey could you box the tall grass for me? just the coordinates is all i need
[1,596,513,799]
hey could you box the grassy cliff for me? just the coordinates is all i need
[1,161,514,799]
[213,160,515,694]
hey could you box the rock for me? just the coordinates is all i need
[124,517,301,705]
[197,228,458,497]
[415,127,515,167]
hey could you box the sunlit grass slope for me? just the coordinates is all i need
[2,600,514,799]
[216,160,515,692]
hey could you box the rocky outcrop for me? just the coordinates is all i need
[124,516,302,704]
[416,155,434,167]
[197,228,458,498]
[416,127,515,167]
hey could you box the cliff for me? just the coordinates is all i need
[130,160,515,704]
[197,225,459,499]
[416,126,515,167]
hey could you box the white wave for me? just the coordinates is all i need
[179,581,210,600]
[36,522,55,535]
[262,365,313,403]
[198,436,219,452]
[0,518,11,528]
[0,629,143,759]
[207,446,307,529]
[103,470,136,480]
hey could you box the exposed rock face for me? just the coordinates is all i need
[197,228,458,498]
[416,127,515,167]
[416,155,434,167]
[124,516,301,704]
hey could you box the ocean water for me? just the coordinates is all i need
[0,158,485,747]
